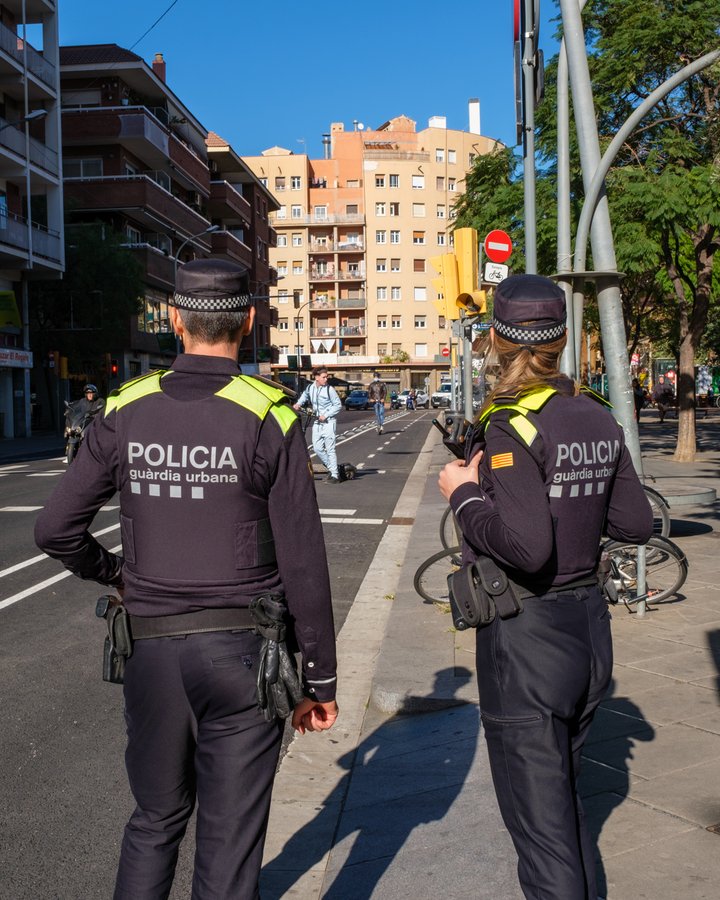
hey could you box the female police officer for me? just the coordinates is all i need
[439,274,652,900]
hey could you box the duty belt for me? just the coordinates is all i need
[129,607,254,639]
[510,574,600,601]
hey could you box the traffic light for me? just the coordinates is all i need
[110,358,119,377]
[430,253,460,320]
[453,227,487,313]
[293,290,301,309]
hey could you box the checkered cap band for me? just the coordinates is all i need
[493,317,566,345]
[171,292,252,312]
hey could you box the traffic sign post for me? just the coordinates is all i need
[484,262,509,284]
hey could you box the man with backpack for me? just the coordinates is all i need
[294,366,343,483]
[368,374,387,434]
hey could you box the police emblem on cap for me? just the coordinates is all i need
[171,258,252,312]
[492,274,566,345]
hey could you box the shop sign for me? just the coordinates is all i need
[0,347,32,368]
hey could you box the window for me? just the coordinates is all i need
[292,233,303,246]
[277,290,289,303]
[435,148,445,163]
[448,149,456,164]
[412,174,425,189]
[436,176,445,190]
[412,203,425,217]
[376,230,387,244]
[292,261,303,274]
[390,230,400,244]
[377,343,388,355]
[392,343,402,354]
[291,175,301,190]
[275,177,286,192]
[448,178,456,192]
[391,316,402,329]
[278,345,289,354]
[314,206,327,221]
[412,231,425,245]
[437,232,446,246]
[346,232,360,244]
[414,286,428,301]
[276,234,287,247]
[390,258,401,272]
[437,204,446,219]
[391,286,401,301]
[347,179,360,188]
[276,206,287,220]
[376,258,387,272]
[449,208,458,219]
[375,175,386,188]
[293,318,304,330]
[291,205,302,218]
[415,343,428,357]
[468,152,477,167]
[346,203,358,215]
[377,316,387,329]
[413,259,426,273]
[63,159,102,178]
[389,174,399,188]
[377,286,387,300]
[276,262,288,276]
[259,177,268,187]
[389,202,399,216]
[375,202,386,216]
[278,318,289,331]
[438,316,446,328]
[414,316,427,329]
[124,225,141,244]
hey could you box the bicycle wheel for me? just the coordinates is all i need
[603,535,688,604]
[414,546,463,604]
[439,505,462,551]
[643,485,671,537]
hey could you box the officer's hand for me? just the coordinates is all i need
[291,698,339,734]
[438,452,483,500]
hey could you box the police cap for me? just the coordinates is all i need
[171,258,252,312]
[493,274,566,345]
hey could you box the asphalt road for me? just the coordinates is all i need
[0,407,434,899]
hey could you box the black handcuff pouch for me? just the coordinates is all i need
[96,595,132,685]
[448,556,524,631]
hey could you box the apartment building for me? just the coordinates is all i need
[244,109,498,392]
[0,0,62,438]
[57,45,276,391]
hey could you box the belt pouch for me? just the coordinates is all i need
[447,563,496,631]
[474,556,524,620]
[97,597,132,685]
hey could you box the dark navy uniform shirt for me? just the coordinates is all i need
[449,378,653,593]
[35,354,337,701]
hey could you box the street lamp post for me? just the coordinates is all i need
[172,225,220,354]
[294,298,311,358]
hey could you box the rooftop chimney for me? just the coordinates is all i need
[152,53,166,82]
[468,98,480,135]
[322,133,331,160]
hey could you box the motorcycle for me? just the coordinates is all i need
[64,401,96,464]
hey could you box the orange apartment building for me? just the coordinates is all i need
[244,108,499,392]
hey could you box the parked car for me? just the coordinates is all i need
[397,389,430,409]
[344,389,371,410]
[431,383,453,408]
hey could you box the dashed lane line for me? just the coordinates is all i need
[0,506,43,512]
[27,471,66,477]
[0,523,120,580]
[320,517,383,525]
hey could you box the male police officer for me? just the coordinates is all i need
[35,258,338,899]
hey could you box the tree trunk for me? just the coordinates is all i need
[674,334,696,462]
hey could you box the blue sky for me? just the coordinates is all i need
[57,0,560,158]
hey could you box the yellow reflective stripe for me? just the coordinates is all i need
[215,377,271,419]
[508,412,537,446]
[104,371,165,416]
[269,403,297,436]
[514,386,556,412]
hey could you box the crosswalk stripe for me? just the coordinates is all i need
[321,517,383,525]
[0,506,42,512]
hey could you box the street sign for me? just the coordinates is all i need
[441,347,450,357]
[484,262,509,284]
[484,230,513,263]
[474,322,492,330]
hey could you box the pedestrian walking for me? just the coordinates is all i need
[35,258,338,899]
[632,377,645,423]
[652,375,675,423]
[368,374,387,434]
[438,274,652,900]
[294,365,343,483]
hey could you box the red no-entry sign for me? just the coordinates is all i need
[441,347,450,357]
[484,230,513,264]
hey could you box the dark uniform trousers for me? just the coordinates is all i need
[476,585,612,900]
[113,630,283,900]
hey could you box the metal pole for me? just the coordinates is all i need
[522,0,537,273]
[462,316,474,422]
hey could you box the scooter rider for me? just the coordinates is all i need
[439,274,652,900]
[294,366,343,483]
[76,383,105,417]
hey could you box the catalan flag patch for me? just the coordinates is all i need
[491,452,514,469]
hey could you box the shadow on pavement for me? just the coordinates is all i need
[262,667,478,899]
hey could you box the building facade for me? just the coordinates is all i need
[244,111,498,393]
[0,0,63,438]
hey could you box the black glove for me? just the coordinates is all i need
[250,593,304,722]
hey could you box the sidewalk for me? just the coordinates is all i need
[0,430,64,463]
[262,414,720,899]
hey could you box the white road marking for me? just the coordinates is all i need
[320,517,383,525]
[356,463,365,469]
[377,470,386,474]
[0,506,43,512]
[367,454,375,459]
[0,523,120,580]
[0,464,28,472]
[318,508,357,516]
[27,471,65,477]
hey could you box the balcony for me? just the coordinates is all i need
[308,325,366,338]
[309,268,365,282]
[64,174,212,237]
[0,21,56,91]
[0,211,61,264]
[125,243,176,290]
[211,228,253,268]
[308,240,364,253]
[62,106,209,192]
[338,295,367,309]
[0,116,58,175]
[209,180,251,226]
[271,212,364,226]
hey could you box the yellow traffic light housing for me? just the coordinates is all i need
[454,227,487,313]
[429,253,460,319]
